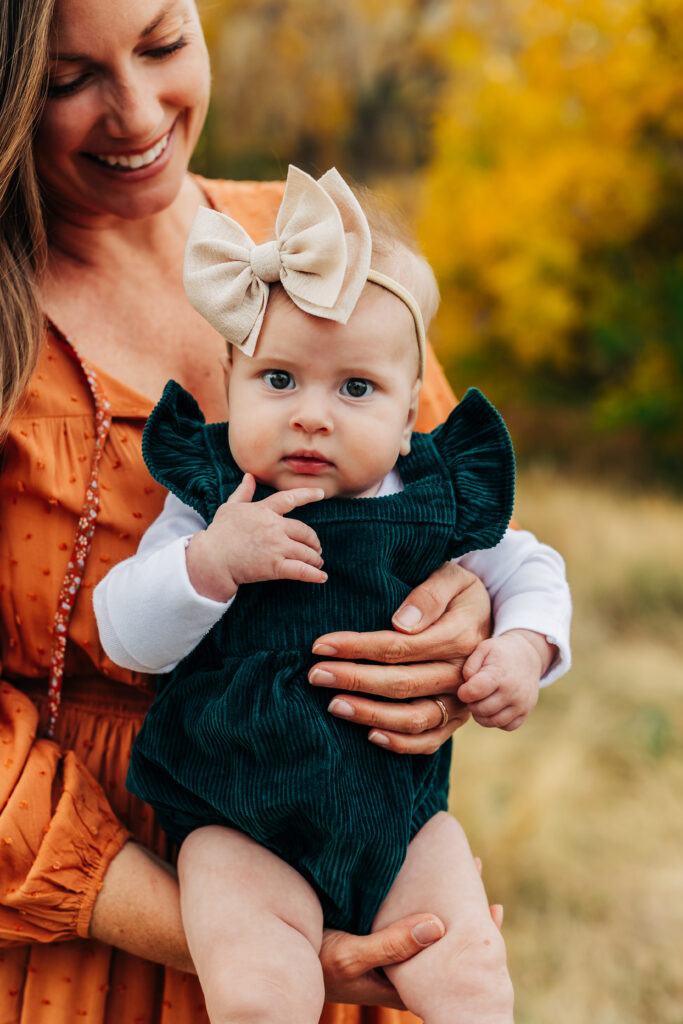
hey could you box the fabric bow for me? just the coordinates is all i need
[183,165,372,356]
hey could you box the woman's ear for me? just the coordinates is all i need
[399,379,422,456]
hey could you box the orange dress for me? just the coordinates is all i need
[0,178,456,1024]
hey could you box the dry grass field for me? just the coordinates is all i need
[448,467,683,1023]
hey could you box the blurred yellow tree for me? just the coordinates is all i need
[420,0,683,481]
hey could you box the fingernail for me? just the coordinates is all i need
[328,698,354,718]
[309,668,336,685]
[368,731,390,746]
[393,604,422,630]
[312,643,338,656]
[412,919,445,946]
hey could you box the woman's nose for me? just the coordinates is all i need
[103,70,165,140]
[289,394,333,435]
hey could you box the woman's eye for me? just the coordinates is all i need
[46,38,186,99]
[47,73,91,98]
[263,371,294,390]
[147,37,188,60]
[341,378,373,398]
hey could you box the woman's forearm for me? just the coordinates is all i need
[89,841,196,974]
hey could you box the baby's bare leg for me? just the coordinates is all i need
[373,812,513,1023]
[178,826,325,1024]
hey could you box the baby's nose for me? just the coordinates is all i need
[289,393,333,434]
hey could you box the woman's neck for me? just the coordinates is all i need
[43,174,207,275]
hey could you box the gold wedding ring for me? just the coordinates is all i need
[433,697,449,729]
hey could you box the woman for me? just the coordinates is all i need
[0,0,567,1021]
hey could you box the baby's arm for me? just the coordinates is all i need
[94,476,325,673]
[455,529,571,729]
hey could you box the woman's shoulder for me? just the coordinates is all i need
[193,176,285,243]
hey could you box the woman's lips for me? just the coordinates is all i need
[83,122,176,178]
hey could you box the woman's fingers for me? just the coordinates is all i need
[473,856,504,931]
[322,690,471,753]
[312,603,483,668]
[326,693,467,735]
[309,658,463,699]
[391,561,487,634]
[320,914,446,1007]
[490,904,504,930]
[367,712,469,754]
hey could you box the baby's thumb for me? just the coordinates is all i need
[227,473,257,505]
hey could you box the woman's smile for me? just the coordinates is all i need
[88,122,174,172]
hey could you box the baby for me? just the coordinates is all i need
[95,166,570,1023]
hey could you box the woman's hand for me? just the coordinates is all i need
[321,856,503,1007]
[321,914,446,1008]
[309,561,491,753]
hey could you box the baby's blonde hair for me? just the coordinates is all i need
[353,184,440,332]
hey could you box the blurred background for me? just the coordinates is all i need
[195,1,683,1020]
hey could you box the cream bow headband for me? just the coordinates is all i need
[184,165,426,378]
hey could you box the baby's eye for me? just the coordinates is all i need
[340,378,373,398]
[263,370,295,390]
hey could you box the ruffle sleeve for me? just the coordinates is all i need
[142,380,238,521]
[431,388,516,558]
[0,681,130,943]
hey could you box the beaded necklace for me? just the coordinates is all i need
[45,322,112,738]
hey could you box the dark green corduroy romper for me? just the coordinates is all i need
[127,381,515,933]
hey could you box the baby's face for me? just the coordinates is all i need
[226,285,421,498]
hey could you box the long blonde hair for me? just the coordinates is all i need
[0,0,55,436]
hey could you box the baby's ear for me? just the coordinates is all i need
[399,379,422,455]
[219,349,233,392]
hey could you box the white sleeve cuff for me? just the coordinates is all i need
[457,529,572,687]
[94,535,233,674]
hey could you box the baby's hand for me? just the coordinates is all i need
[186,474,326,602]
[457,629,556,731]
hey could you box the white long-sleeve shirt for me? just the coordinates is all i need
[94,469,572,684]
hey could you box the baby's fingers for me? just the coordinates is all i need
[458,664,499,704]
[226,473,257,505]
[284,517,323,554]
[264,487,325,516]
[472,704,523,730]
[283,540,325,570]
[279,559,328,585]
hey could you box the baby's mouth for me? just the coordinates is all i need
[284,452,333,474]
[87,126,173,171]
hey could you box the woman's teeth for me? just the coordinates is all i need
[95,131,170,170]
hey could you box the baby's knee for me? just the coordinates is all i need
[204,963,324,1024]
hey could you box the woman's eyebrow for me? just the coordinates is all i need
[141,2,183,39]
[50,2,184,61]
